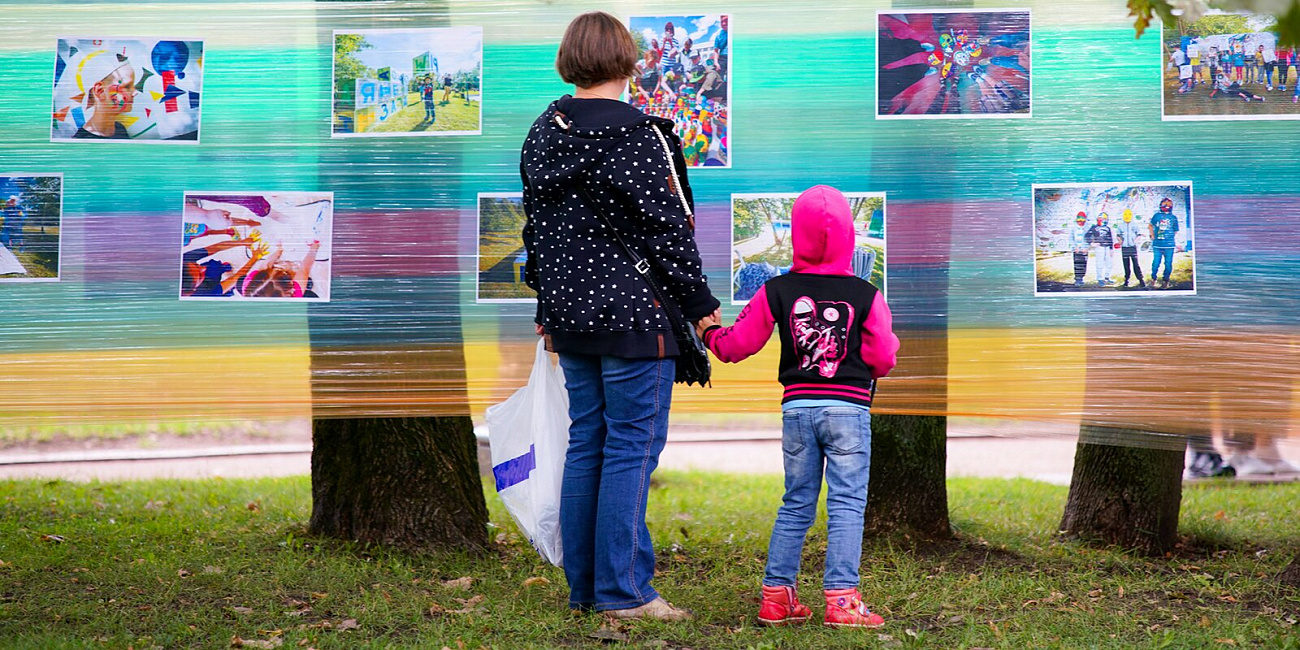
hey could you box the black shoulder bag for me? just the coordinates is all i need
[558,114,711,387]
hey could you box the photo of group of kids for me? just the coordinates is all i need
[1162,11,1300,119]
[180,192,333,301]
[731,193,886,303]
[476,193,535,303]
[0,174,62,281]
[628,15,730,167]
[1033,183,1195,296]
[332,27,483,137]
[51,38,204,142]
[876,9,1031,118]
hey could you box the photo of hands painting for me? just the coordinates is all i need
[5,1,1300,631]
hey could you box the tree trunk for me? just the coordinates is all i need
[310,415,488,552]
[1059,425,1185,555]
[303,0,489,555]
[1281,554,1300,589]
[860,194,952,541]
[864,413,951,539]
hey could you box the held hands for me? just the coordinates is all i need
[694,308,721,338]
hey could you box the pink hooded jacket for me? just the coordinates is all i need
[704,185,899,382]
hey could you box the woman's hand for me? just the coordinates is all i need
[535,323,545,336]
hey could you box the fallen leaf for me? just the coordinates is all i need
[204,566,224,574]
[178,569,192,578]
[588,628,628,643]
[40,534,65,543]
[232,606,254,615]
[309,592,328,601]
[230,636,282,649]
[441,577,474,590]
[522,577,550,587]
[336,619,359,632]
[144,500,168,510]
[247,501,261,512]
[1213,510,1226,520]
[1087,589,1103,598]
[1215,639,1237,646]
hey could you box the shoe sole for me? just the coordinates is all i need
[823,621,886,629]
[757,616,810,627]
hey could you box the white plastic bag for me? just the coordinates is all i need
[485,338,569,566]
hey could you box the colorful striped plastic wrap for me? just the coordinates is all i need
[1,1,1297,447]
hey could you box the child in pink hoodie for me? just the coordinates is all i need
[696,185,899,629]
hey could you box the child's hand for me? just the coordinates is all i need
[694,309,721,337]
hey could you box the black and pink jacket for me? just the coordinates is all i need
[702,186,899,407]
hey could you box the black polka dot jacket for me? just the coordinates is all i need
[520,95,720,359]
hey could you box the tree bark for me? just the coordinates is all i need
[309,415,488,553]
[1059,425,1185,555]
[864,413,951,539]
[1281,554,1300,589]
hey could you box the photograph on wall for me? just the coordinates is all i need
[179,192,333,301]
[1161,11,1300,120]
[731,193,886,304]
[0,174,62,282]
[476,193,535,303]
[52,38,203,142]
[332,27,482,137]
[628,14,730,167]
[876,9,1031,119]
[1033,182,1195,296]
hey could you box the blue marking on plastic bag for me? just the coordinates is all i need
[493,444,537,492]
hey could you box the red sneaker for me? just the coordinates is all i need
[822,588,885,629]
[757,585,811,626]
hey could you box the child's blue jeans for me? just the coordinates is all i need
[764,405,872,590]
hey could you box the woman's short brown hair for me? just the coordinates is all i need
[556,11,637,88]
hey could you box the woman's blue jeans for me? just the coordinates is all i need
[763,405,872,590]
[557,353,675,611]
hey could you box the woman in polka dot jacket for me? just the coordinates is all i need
[519,12,719,622]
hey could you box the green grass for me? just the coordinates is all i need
[0,473,1297,649]
[371,93,481,134]
[0,420,291,449]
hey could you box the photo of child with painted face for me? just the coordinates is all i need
[1034,183,1195,296]
[179,192,333,301]
[52,38,203,141]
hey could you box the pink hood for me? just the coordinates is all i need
[790,185,855,276]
